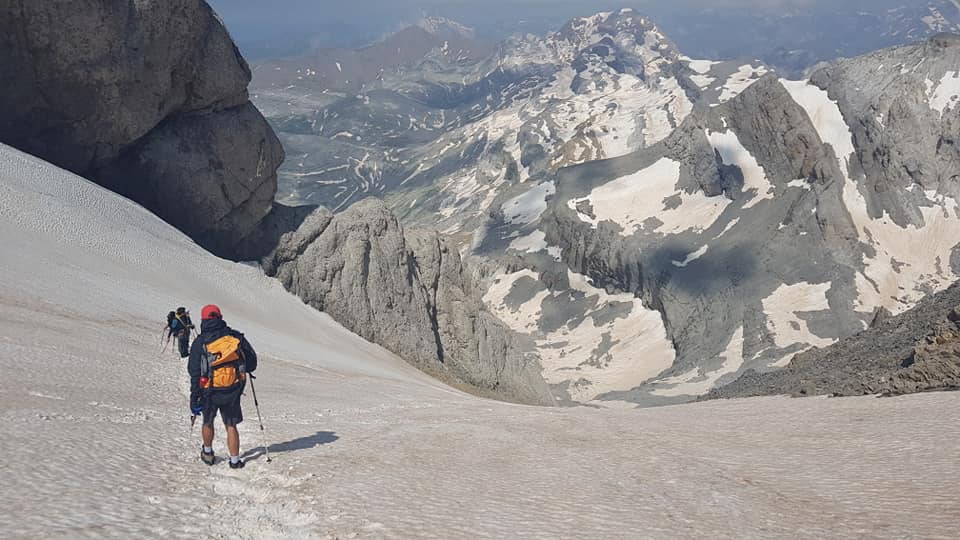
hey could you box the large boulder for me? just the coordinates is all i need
[263,199,554,405]
[0,0,282,258]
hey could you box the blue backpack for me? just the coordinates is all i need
[167,310,191,335]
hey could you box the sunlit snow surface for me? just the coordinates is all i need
[705,127,774,209]
[2,143,959,538]
[925,70,960,116]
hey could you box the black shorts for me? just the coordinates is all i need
[202,387,244,427]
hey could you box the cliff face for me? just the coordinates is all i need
[262,199,554,405]
[0,0,283,258]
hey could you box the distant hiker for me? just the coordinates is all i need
[167,307,194,358]
[188,304,257,469]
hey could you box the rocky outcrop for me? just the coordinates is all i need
[890,326,960,394]
[262,199,553,405]
[810,33,960,227]
[0,0,283,258]
[704,281,960,399]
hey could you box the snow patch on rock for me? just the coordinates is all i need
[687,59,720,74]
[483,268,675,402]
[508,229,562,260]
[543,271,675,402]
[706,128,774,209]
[570,157,730,235]
[502,181,556,225]
[779,79,857,159]
[761,282,834,351]
[672,245,709,268]
[651,326,744,397]
[719,64,768,102]
[482,270,550,333]
[925,71,960,117]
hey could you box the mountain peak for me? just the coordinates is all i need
[416,16,475,39]
[498,10,679,75]
[557,9,660,45]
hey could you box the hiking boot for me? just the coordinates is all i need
[228,459,245,470]
[200,448,215,466]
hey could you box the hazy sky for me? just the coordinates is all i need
[206,0,924,59]
[207,0,824,55]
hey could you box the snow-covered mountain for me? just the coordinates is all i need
[515,33,960,404]
[251,10,960,406]
[254,10,767,238]
[3,142,959,538]
[4,11,960,536]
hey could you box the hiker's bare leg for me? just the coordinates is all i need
[225,424,240,456]
[202,424,214,448]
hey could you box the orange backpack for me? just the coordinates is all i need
[200,335,246,389]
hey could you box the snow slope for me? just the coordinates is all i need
[1,143,959,538]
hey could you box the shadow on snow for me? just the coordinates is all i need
[243,430,339,462]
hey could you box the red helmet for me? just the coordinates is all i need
[201,304,222,320]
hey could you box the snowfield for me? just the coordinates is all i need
[2,143,960,538]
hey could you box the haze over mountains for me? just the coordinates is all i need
[215,0,960,75]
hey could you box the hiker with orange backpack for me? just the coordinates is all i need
[188,304,257,469]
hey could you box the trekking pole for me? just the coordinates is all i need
[247,374,272,463]
[158,326,169,353]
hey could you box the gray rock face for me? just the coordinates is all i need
[0,0,283,258]
[97,103,284,256]
[811,35,960,226]
[704,281,960,399]
[721,75,838,183]
[263,199,553,405]
[231,202,319,262]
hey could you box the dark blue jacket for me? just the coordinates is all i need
[169,314,193,336]
[188,318,257,403]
